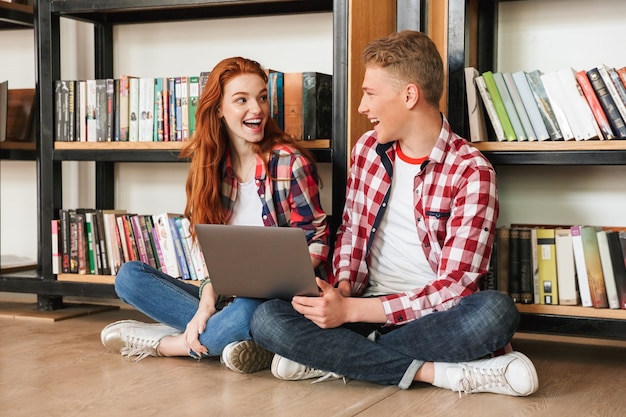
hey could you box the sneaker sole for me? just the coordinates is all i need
[225,340,273,374]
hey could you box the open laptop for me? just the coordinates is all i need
[194,224,319,300]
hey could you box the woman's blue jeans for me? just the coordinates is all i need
[115,261,264,356]
[251,290,519,389]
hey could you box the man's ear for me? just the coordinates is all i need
[405,83,420,109]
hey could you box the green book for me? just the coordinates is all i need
[482,71,516,141]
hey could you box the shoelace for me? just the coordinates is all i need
[312,372,348,384]
[456,364,507,397]
[120,336,160,362]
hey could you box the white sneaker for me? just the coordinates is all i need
[221,340,273,374]
[447,351,539,396]
[100,319,179,362]
[271,354,344,383]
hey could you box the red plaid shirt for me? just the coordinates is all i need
[221,144,330,265]
[331,117,498,325]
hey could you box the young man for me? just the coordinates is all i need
[250,31,538,396]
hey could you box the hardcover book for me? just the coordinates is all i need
[464,67,488,142]
[152,212,181,278]
[482,71,516,141]
[537,228,559,305]
[474,75,506,141]
[493,72,527,141]
[596,230,620,309]
[607,231,626,309]
[575,70,615,140]
[598,64,626,122]
[508,228,521,302]
[554,228,578,305]
[570,225,593,307]
[518,228,534,304]
[302,72,332,140]
[587,67,626,137]
[496,226,510,295]
[503,72,536,141]
[525,70,564,140]
[266,69,284,130]
[556,68,601,140]
[540,71,575,140]
[283,72,303,139]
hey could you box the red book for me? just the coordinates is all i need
[576,70,615,140]
[617,67,626,91]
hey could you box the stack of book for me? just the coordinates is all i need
[484,224,626,310]
[52,209,208,281]
[53,70,332,143]
[465,65,626,142]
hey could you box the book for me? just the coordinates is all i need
[503,72,536,141]
[586,67,626,138]
[174,216,197,280]
[128,77,140,141]
[95,79,107,142]
[143,215,161,271]
[59,209,71,273]
[596,230,620,309]
[116,215,130,263]
[137,214,158,269]
[283,72,303,139]
[464,67,488,142]
[161,77,170,141]
[607,231,626,309]
[54,80,70,141]
[188,75,199,138]
[496,226,510,295]
[117,75,133,141]
[0,80,6,141]
[105,78,114,141]
[482,71,516,141]
[75,211,87,274]
[554,228,578,306]
[51,219,61,275]
[508,228,521,302]
[556,68,601,140]
[66,80,76,142]
[302,72,332,140]
[168,216,190,280]
[168,77,177,141]
[76,80,86,142]
[83,211,99,274]
[130,214,150,265]
[152,212,181,278]
[530,228,540,304]
[266,69,284,130]
[153,77,164,141]
[175,76,183,141]
[598,64,626,122]
[608,67,626,114]
[180,217,208,280]
[86,79,97,142]
[570,225,593,307]
[536,228,558,305]
[576,226,609,308]
[101,211,124,275]
[512,71,550,141]
[525,70,563,140]
[518,228,534,304]
[617,67,626,91]
[575,70,615,140]
[493,72,527,141]
[138,77,155,141]
[181,76,190,141]
[540,71,575,140]
[474,75,506,141]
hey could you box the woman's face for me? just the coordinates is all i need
[218,73,269,147]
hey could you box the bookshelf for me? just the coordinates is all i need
[0,0,351,309]
[443,0,626,340]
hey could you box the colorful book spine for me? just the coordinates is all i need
[587,67,626,137]
[525,70,563,140]
[474,75,506,141]
[536,228,558,305]
[575,70,615,140]
[188,75,199,138]
[493,72,527,141]
[482,71,516,141]
[169,216,190,280]
[512,71,550,141]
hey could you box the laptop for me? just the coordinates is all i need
[194,224,319,300]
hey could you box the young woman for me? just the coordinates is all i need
[100,57,330,373]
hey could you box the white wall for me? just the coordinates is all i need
[495,0,626,228]
[1,13,333,260]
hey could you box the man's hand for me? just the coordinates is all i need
[291,278,348,329]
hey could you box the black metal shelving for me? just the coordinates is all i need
[0,0,348,310]
[0,1,33,30]
[444,0,626,340]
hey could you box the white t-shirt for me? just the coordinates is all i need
[365,149,436,296]
[227,178,264,227]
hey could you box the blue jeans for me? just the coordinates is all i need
[115,261,265,356]
[251,290,519,389]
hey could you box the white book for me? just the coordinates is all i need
[570,225,593,307]
[138,77,155,141]
[180,217,208,280]
[76,80,87,142]
[86,79,97,142]
[464,67,488,142]
[474,75,506,141]
[512,71,550,141]
[596,230,620,309]
[554,228,578,306]
[503,72,536,141]
[128,77,139,141]
[541,71,576,140]
[556,68,601,140]
[493,72,527,141]
[152,213,181,278]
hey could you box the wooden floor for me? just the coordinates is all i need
[1,299,626,417]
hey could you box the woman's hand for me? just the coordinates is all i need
[184,305,214,357]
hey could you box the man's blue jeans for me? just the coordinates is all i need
[115,261,264,356]
[251,290,518,389]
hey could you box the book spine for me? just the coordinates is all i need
[95,79,107,142]
[51,219,61,275]
[138,77,155,141]
[59,209,71,273]
[54,80,65,141]
[77,80,87,142]
[587,67,626,137]
[554,228,578,306]
[284,72,303,139]
[580,226,609,308]
[181,76,189,141]
[153,213,181,278]
[518,228,534,304]
[116,215,131,263]
[75,212,87,274]
[168,77,177,141]
[105,79,114,142]
[169,217,190,280]
[67,80,75,142]
[175,77,183,141]
[570,225,593,307]
[540,71,575,140]
[188,75,199,138]
[525,70,564,140]
[512,71,550,141]
[95,210,111,275]
[86,79,97,142]
[128,77,139,141]
[482,71,516,141]
[617,67,626,91]
[508,228,521,302]
[464,67,488,142]
[503,72,536,141]
[130,215,150,265]
[575,70,615,140]
[138,215,157,269]
[267,70,284,130]
[598,65,626,121]
[496,226,510,295]
[68,209,79,274]
[596,230,620,309]
[537,228,558,305]
[118,76,130,141]
[84,212,98,274]
[162,78,170,142]
[530,228,541,304]
[175,217,197,280]
[474,75,506,141]
[607,231,626,309]
[123,215,139,261]
[113,79,120,141]
[493,72,527,141]
[181,217,208,280]
[302,72,332,140]
[154,77,164,142]
[150,220,165,273]
[556,68,600,140]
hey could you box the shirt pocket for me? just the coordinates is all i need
[425,203,451,246]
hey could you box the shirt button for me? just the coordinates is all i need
[263,215,268,220]
[260,194,265,198]
[372,227,376,233]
